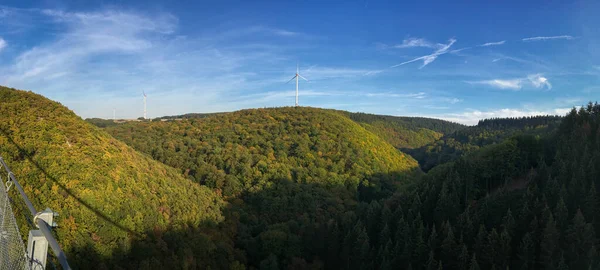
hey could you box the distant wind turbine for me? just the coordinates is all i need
[143,91,147,119]
[286,64,308,107]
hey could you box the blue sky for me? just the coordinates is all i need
[0,0,599,124]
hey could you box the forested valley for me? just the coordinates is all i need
[2,85,600,269]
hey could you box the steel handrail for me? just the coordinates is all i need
[0,156,71,270]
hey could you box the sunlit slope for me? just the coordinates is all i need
[0,86,223,266]
[106,107,422,196]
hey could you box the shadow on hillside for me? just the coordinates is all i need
[65,169,415,269]
[401,146,459,172]
[0,128,139,237]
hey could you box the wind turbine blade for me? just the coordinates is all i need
[298,74,309,81]
[286,75,297,84]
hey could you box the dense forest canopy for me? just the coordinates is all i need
[4,85,600,269]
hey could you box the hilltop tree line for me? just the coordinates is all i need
[407,115,563,171]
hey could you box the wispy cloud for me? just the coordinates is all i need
[471,79,523,90]
[363,70,384,76]
[365,91,427,99]
[522,35,574,42]
[394,37,437,49]
[239,90,428,105]
[302,67,383,80]
[0,37,6,52]
[424,105,449,110]
[0,9,313,118]
[391,38,457,69]
[215,25,306,41]
[467,74,552,90]
[480,40,505,47]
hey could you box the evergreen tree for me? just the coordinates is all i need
[426,250,438,270]
[540,214,559,270]
[441,222,458,269]
[518,232,535,270]
[502,208,515,237]
[555,197,569,233]
[584,182,597,224]
[557,252,568,270]
[566,209,596,269]
[428,224,438,252]
[469,254,480,270]
[379,223,391,250]
[458,244,470,270]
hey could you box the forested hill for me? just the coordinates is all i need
[346,112,466,150]
[105,107,422,198]
[0,86,224,269]
[407,115,562,171]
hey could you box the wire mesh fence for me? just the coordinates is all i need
[0,175,29,270]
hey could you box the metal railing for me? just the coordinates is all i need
[0,156,71,270]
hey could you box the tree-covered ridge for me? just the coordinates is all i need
[85,117,120,128]
[407,115,562,171]
[106,107,422,198]
[346,112,465,150]
[0,86,224,268]
[153,112,226,121]
[314,103,599,270]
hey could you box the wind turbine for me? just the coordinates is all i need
[286,64,308,107]
[143,91,147,119]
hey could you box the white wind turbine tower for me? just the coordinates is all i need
[143,91,147,119]
[286,64,308,107]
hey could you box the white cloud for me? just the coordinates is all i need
[432,108,570,125]
[522,35,574,42]
[470,79,523,90]
[394,37,437,49]
[468,74,552,90]
[447,97,463,104]
[527,74,552,89]
[0,37,6,52]
[480,40,505,46]
[391,38,457,69]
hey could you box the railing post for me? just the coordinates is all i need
[27,208,58,269]
[27,230,48,269]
